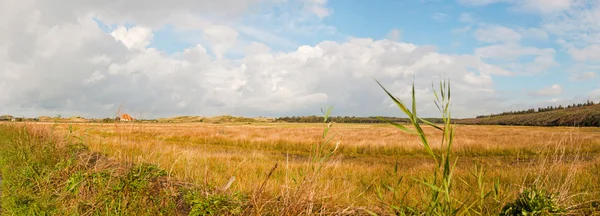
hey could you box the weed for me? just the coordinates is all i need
[185,191,247,216]
[374,79,471,215]
[499,186,566,216]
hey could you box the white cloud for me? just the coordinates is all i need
[541,1,600,68]
[531,84,562,96]
[179,45,210,63]
[516,0,572,14]
[110,26,153,51]
[569,45,600,62]
[303,0,332,18]
[0,0,532,119]
[459,0,572,14]
[474,25,522,43]
[543,3,600,47]
[63,0,273,29]
[569,72,596,81]
[203,25,239,59]
[0,11,515,118]
[88,55,111,64]
[84,70,106,84]
[244,42,271,55]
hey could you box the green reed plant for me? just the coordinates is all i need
[374,79,468,215]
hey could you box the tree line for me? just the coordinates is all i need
[276,116,447,124]
[476,100,598,118]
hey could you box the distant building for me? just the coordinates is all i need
[119,113,134,122]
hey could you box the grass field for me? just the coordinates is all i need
[4,121,599,215]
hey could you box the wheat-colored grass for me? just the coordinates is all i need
[17,122,600,214]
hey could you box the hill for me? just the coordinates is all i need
[0,115,13,121]
[457,104,600,126]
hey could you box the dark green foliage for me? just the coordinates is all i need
[476,100,597,119]
[184,191,248,216]
[500,187,565,216]
[101,117,116,123]
[461,104,600,127]
[123,163,167,191]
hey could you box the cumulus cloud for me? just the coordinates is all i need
[203,25,239,59]
[110,26,153,51]
[530,84,562,96]
[244,42,272,55]
[84,70,106,84]
[0,0,523,118]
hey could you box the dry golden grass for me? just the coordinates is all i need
[17,121,600,214]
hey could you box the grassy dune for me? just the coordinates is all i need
[458,104,600,127]
[2,121,598,215]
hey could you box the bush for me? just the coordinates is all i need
[500,186,565,216]
[185,191,247,216]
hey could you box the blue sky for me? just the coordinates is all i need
[142,0,591,99]
[2,0,599,118]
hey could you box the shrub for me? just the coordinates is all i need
[500,186,565,216]
[185,191,247,216]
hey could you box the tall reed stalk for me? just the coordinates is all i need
[374,79,467,215]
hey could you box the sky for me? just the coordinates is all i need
[1,0,600,119]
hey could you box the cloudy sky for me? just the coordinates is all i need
[1,0,599,118]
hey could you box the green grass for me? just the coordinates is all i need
[0,125,247,215]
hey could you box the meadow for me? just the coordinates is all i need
[3,120,598,215]
[1,83,599,215]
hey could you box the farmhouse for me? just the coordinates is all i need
[119,113,134,122]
